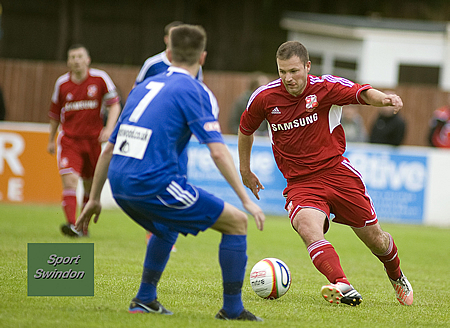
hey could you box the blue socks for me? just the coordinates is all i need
[136,233,176,303]
[136,231,247,319]
[219,234,247,318]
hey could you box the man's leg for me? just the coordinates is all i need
[352,223,400,278]
[352,223,413,305]
[129,232,177,314]
[211,203,262,321]
[60,173,80,237]
[79,178,92,235]
[292,208,361,306]
[82,178,92,209]
[293,208,349,285]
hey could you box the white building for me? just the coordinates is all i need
[280,12,450,90]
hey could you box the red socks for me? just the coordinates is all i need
[308,235,401,285]
[373,233,401,281]
[308,240,349,285]
[62,189,77,225]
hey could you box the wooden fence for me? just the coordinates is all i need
[0,58,446,146]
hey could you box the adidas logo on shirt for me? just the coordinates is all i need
[271,107,281,114]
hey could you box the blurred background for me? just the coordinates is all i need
[1,0,450,143]
[1,0,450,224]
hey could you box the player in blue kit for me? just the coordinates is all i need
[134,21,203,87]
[76,24,264,321]
[135,21,203,247]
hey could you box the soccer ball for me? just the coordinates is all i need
[249,258,291,299]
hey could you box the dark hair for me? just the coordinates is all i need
[169,25,206,65]
[67,44,89,56]
[276,41,309,65]
[164,21,184,36]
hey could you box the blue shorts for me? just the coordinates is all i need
[113,179,225,242]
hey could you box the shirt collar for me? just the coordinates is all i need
[167,66,193,77]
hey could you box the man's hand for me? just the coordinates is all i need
[383,93,403,114]
[240,170,264,200]
[98,127,113,143]
[47,142,55,155]
[75,200,102,232]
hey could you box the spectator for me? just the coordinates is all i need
[341,107,367,143]
[229,73,271,135]
[428,95,450,148]
[369,91,406,146]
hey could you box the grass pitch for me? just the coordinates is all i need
[0,203,449,327]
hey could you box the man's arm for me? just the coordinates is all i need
[238,130,264,200]
[47,119,60,155]
[99,102,121,142]
[361,89,403,113]
[75,141,114,231]
[207,141,264,231]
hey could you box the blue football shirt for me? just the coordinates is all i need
[108,66,223,199]
[135,51,203,85]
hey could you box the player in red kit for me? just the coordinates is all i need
[47,44,121,237]
[238,41,413,306]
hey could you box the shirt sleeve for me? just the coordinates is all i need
[239,91,266,135]
[182,82,224,144]
[48,81,62,122]
[100,73,120,106]
[103,89,120,106]
[330,80,372,106]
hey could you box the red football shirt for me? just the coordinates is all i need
[240,75,372,181]
[49,68,120,139]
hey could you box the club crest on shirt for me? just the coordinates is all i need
[305,94,319,112]
[87,85,98,98]
[66,93,73,101]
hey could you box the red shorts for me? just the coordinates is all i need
[57,133,101,179]
[284,157,377,232]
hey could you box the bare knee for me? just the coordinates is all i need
[61,173,79,190]
[231,210,248,235]
[292,208,326,246]
[211,203,248,235]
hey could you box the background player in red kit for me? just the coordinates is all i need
[47,44,121,237]
[238,41,413,306]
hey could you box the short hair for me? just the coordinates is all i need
[276,41,309,65]
[164,21,184,36]
[169,25,207,66]
[67,44,89,56]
